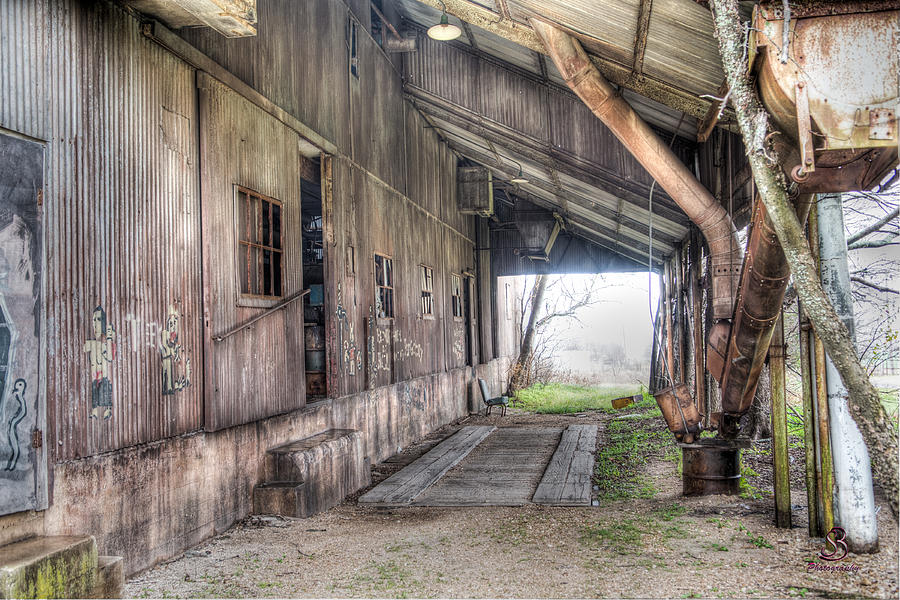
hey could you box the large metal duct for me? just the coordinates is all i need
[530,19,743,321]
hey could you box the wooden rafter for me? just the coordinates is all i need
[632,0,653,75]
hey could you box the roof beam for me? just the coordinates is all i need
[412,0,716,120]
[632,0,653,75]
[406,84,690,229]
[168,0,256,37]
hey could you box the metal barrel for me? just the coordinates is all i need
[680,440,746,496]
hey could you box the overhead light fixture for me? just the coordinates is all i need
[427,2,461,41]
[510,163,528,184]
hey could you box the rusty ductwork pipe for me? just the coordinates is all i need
[530,19,743,320]
[715,195,814,436]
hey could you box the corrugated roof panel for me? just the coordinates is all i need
[468,27,543,75]
[508,0,640,66]
[642,0,725,96]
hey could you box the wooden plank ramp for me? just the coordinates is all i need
[412,427,562,506]
[532,424,598,506]
[358,426,495,506]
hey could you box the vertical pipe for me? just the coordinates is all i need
[691,229,705,419]
[769,312,791,527]
[798,300,821,537]
[664,261,676,383]
[817,192,879,553]
[674,244,686,383]
[808,202,835,534]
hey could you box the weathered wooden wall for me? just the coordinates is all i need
[0,0,205,460]
[198,74,307,431]
[0,0,523,570]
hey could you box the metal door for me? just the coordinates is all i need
[0,131,46,515]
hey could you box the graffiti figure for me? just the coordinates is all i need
[84,306,116,419]
[159,305,191,395]
[4,379,26,471]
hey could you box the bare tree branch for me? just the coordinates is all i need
[846,206,899,245]
[851,276,899,295]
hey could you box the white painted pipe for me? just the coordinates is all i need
[817,192,879,553]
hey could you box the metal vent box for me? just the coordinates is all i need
[457,166,494,217]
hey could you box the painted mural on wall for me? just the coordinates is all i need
[159,305,191,395]
[84,306,116,419]
[0,131,44,516]
[123,305,192,395]
[4,379,26,471]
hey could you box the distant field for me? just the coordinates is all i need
[511,382,647,414]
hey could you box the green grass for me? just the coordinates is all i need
[594,391,677,500]
[511,383,643,414]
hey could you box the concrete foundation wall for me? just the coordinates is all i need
[35,357,509,576]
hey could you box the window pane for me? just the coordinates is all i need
[272,204,282,249]
[375,255,384,286]
[385,258,392,286]
[262,249,272,296]
[261,200,271,247]
[273,252,282,296]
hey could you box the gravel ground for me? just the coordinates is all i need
[126,409,899,599]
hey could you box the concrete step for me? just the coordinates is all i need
[0,535,98,599]
[253,481,307,517]
[91,556,123,599]
[257,429,370,517]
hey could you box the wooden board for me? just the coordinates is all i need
[359,426,495,505]
[532,424,598,506]
[412,427,562,506]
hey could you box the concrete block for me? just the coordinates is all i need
[253,482,307,517]
[0,535,97,599]
[261,429,370,517]
[90,556,123,599]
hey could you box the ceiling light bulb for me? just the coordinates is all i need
[510,168,528,184]
[427,13,461,41]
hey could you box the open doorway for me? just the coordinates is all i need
[301,157,326,399]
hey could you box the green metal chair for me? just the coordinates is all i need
[478,378,509,416]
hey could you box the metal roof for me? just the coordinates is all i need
[394,0,722,267]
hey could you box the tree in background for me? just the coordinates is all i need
[507,274,601,394]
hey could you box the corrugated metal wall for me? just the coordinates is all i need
[198,74,306,431]
[0,0,204,460]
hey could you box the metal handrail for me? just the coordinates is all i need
[213,289,311,342]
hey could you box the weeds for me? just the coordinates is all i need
[512,383,642,414]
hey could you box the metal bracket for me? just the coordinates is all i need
[31,429,42,449]
[792,81,816,182]
[869,108,896,140]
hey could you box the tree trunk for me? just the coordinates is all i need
[709,0,899,517]
[508,275,548,394]
[741,364,772,440]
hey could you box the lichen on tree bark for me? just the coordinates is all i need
[708,0,898,518]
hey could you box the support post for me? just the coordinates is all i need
[769,312,791,528]
[817,193,879,552]
[798,300,821,537]
[664,261,676,383]
[674,244,686,383]
[691,229,705,419]
[808,203,835,535]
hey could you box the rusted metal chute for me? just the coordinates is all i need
[751,2,899,191]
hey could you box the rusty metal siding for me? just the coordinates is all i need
[198,74,305,431]
[1,0,204,460]
[179,0,351,157]
[405,35,482,115]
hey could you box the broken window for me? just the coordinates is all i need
[374,253,394,319]
[237,186,283,299]
[451,274,463,319]
[420,265,434,317]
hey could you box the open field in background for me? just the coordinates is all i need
[511,383,646,414]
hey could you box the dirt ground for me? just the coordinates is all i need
[125,408,899,599]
